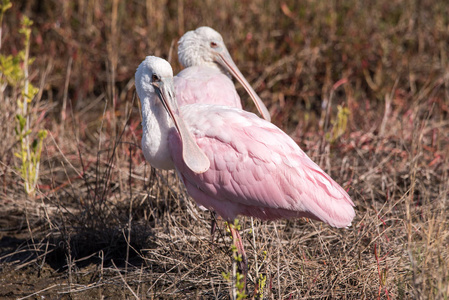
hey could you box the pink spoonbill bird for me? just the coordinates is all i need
[175,26,271,121]
[135,56,355,285]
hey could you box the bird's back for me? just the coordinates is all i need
[174,66,242,108]
[169,104,355,228]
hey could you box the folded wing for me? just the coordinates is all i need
[170,104,355,228]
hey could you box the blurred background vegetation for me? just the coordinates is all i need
[4,0,448,131]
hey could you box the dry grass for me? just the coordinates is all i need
[1,0,448,299]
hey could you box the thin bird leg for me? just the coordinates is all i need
[210,211,217,246]
[228,222,248,288]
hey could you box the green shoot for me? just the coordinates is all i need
[222,220,247,300]
[0,5,47,196]
[326,105,350,143]
[257,273,267,299]
[0,0,12,49]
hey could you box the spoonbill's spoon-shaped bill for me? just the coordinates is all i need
[139,58,210,174]
[178,26,271,122]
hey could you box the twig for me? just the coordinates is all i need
[111,259,140,300]
[17,284,61,300]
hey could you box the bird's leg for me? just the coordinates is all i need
[210,211,217,247]
[228,221,248,290]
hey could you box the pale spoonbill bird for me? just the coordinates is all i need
[175,26,271,121]
[135,56,355,284]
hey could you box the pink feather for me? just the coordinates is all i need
[169,104,355,228]
[174,66,242,108]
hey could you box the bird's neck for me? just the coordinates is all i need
[213,63,232,79]
[178,47,231,79]
[140,96,176,170]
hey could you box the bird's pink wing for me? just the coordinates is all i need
[169,104,355,228]
[174,66,242,108]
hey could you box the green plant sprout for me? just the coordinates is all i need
[326,105,350,143]
[0,1,47,196]
[0,0,11,49]
[223,220,247,300]
[257,273,267,299]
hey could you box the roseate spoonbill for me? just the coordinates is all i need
[135,56,355,285]
[175,26,271,121]
[176,26,272,238]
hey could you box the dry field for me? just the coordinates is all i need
[1,0,448,299]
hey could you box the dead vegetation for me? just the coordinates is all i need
[0,0,448,299]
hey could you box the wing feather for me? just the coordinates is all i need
[170,104,355,227]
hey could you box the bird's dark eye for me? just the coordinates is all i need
[152,74,159,82]
[210,41,218,48]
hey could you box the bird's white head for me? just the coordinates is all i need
[135,56,174,102]
[177,26,271,122]
[135,56,210,174]
[178,26,227,70]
